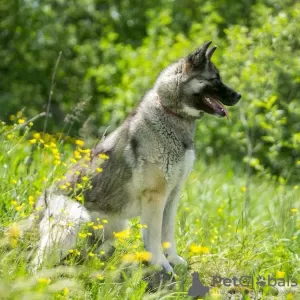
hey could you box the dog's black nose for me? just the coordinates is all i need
[236,93,241,100]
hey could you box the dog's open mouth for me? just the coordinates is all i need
[202,94,228,118]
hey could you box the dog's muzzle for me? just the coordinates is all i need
[217,82,241,106]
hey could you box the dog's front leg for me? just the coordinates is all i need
[141,190,173,274]
[162,187,187,267]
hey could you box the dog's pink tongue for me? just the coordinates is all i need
[204,96,228,119]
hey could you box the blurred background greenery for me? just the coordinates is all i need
[0,0,299,181]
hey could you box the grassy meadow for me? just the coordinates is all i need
[0,114,299,300]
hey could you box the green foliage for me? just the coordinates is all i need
[1,0,299,179]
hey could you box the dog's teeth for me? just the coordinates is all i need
[205,97,212,104]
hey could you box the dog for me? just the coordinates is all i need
[28,41,241,273]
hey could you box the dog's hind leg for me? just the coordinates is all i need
[31,195,90,271]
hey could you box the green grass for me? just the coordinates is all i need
[0,119,299,299]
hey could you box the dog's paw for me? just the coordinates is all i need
[167,254,188,267]
[149,255,174,274]
[161,258,174,274]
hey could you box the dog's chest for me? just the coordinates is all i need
[167,149,195,186]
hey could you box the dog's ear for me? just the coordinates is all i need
[206,45,217,60]
[183,41,212,73]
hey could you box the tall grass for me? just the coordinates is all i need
[0,116,299,299]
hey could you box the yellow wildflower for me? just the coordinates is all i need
[291,208,298,213]
[18,118,25,124]
[82,176,89,182]
[88,252,95,257]
[276,271,285,278]
[54,160,61,165]
[15,204,24,211]
[76,195,83,202]
[78,233,87,238]
[286,293,294,300]
[75,140,85,147]
[52,148,59,155]
[63,288,69,296]
[97,275,105,280]
[33,132,41,140]
[98,153,109,160]
[74,249,81,256]
[162,242,171,249]
[93,225,104,230]
[122,253,136,262]
[241,186,247,193]
[96,167,103,173]
[135,251,152,262]
[114,229,130,240]
[189,244,209,254]
[76,183,83,189]
[79,148,91,154]
[38,278,51,285]
[136,223,147,229]
[123,251,152,262]
[29,139,37,144]
[28,196,35,206]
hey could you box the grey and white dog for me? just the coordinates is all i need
[29,41,241,273]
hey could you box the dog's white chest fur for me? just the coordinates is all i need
[183,149,195,176]
[168,149,195,187]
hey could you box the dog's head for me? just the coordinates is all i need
[178,41,241,118]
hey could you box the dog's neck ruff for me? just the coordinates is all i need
[156,95,182,119]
